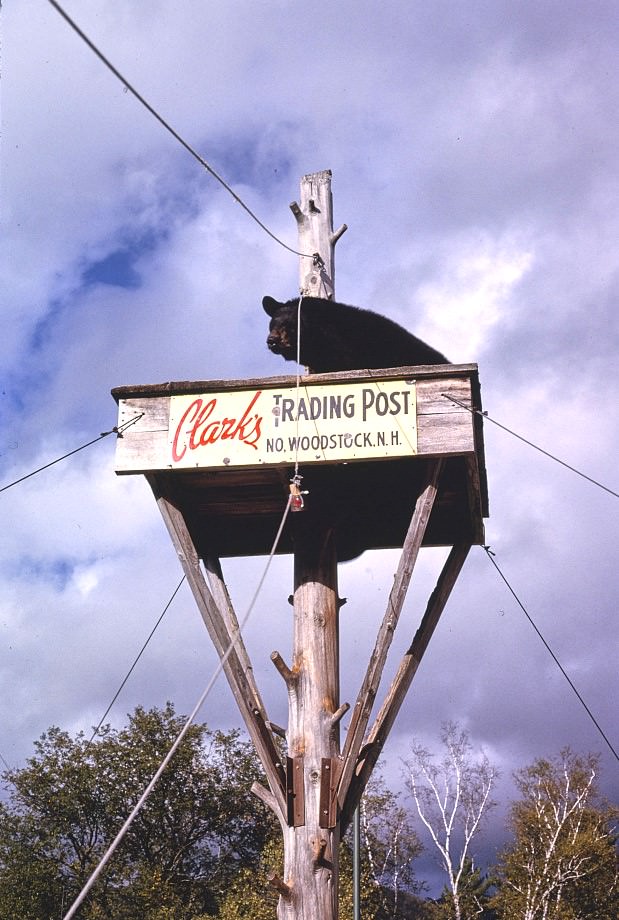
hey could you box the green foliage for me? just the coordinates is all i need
[217,836,281,920]
[432,858,497,919]
[0,703,276,920]
[492,749,619,920]
[2,705,616,920]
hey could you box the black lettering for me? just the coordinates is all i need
[389,392,401,414]
[362,389,375,421]
[329,395,341,418]
[309,396,322,420]
[375,393,389,416]
[281,398,295,422]
[343,394,355,418]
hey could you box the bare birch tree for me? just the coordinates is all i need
[404,722,497,920]
[494,749,619,920]
[359,776,424,918]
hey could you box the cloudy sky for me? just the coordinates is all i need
[2,0,618,891]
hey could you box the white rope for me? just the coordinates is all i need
[293,292,304,481]
[63,497,293,919]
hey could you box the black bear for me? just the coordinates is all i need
[263,295,448,373]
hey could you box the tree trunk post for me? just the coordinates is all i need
[279,520,341,919]
[275,171,346,920]
[290,169,347,298]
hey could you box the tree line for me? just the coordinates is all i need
[0,704,616,919]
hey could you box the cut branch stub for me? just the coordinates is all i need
[271,650,298,687]
[268,872,293,901]
[290,169,347,298]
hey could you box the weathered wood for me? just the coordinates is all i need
[290,170,347,298]
[341,541,471,832]
[146,474,287,821]
[271,650,298,687]
[113,368,479,474]
[278,519,341,919]
[204,554,266,718]
[112,362,480,398]
[336,459,444,808]
[251,781,281,819]
[111,363,477,401]
[268,873,293,901]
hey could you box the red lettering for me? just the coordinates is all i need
[171,392,263,463]
[171,398,202,462]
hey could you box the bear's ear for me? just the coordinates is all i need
[262,295,281,316]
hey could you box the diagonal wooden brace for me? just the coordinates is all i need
[147,474,287,820]
[336,459,444,810]
[340,541,471,833]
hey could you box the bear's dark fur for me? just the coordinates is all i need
[263,295,448,373]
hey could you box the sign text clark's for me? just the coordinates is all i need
[168,378,418,469]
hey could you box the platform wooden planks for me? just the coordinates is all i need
[112,364,488,561]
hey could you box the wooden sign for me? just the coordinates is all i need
[113,365,483,478]
[166,378,418,470]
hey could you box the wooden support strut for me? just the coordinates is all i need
[336,459,444,811]
[146,474,287,821]
[340,540,472,832]
[205,554,265,717]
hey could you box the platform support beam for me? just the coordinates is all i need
[336,459,444,811]
[340,540,472,832]
[146,474,287,822]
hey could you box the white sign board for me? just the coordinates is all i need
[167,379,418,469]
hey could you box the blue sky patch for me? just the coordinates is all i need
[83,248,142,289]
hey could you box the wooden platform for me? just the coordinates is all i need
[112,364,488,561]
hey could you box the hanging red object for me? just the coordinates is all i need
[290,476,308,512]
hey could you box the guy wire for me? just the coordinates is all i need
[47,0,312,260]
[483,546,619,764]
[85,576,187,752]
[62,495,293,920]
[0,414,144,494]
[443,394,618,499]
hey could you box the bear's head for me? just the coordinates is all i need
[263,296,299,361]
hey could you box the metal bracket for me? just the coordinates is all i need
[286,756,305,827]
[319,758,341,828]
[252,707,286,795]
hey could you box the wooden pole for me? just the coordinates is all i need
[272,171,346,920]
[290,169,347,298]
[276,519,341,919]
